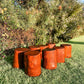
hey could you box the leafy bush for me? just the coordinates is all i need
[0,0,84,47]
[0,0,41,30]
[34,0,83,43]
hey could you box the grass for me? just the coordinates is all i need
[0,35,84,84]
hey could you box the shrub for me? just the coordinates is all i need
[0,0,84,48]
[35,0,83,43]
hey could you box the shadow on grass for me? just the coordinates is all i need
[4,48,25,72]
[66,41,84,45]
[4,48,15,66]
[41,60,44,68]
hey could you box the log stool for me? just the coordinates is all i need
[29,45,42,59]
[48,43,56,49]
[13,48,30,69]
[40,45,48,50]
[29,45,40,51]
[43,48,57,70]
[61,44,72,58]
[40,45,48,59]
[54,46,65,63]
[29,45,48,59]
[24,50,41,77]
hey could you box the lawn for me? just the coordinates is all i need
[0,35,84,84]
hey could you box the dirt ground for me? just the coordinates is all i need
[0,23,35,50]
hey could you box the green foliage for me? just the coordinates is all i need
[0,0,84,46]
[0,0,40,30]
[22,0,38,8]
[35,0,83,43]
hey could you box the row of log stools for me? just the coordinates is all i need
[13,44,72,77]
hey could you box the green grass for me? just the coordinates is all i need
[0,35,84,84]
